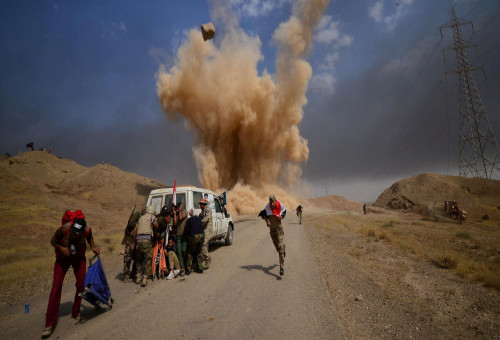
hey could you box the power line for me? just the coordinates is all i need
[366,36,447,179]
[473,12,500,35]
[441,7,500,178]
[462,0,486,19]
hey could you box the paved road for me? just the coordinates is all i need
[0,216,344,339]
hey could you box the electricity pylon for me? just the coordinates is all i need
[440,7,500,179]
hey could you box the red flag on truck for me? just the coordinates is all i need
[172,180,177,210]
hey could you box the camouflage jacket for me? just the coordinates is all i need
[201,205,212,231]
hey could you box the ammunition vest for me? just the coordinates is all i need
[137,213,154,236]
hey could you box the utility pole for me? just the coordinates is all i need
[440,7,500,179]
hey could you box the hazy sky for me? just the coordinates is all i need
[1,0,499,202]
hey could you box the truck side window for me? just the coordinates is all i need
[214,199,222,213]
[193,191,203,205]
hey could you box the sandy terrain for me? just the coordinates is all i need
[1,151,498,338]
[304,209,500,339]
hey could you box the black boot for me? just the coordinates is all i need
[280,266,284,276]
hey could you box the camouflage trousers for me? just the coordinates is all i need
[201,228,212,265]
[135,241,153,277]
[123,240,134,276]
[269,224,285,266]
[187,234,205,271]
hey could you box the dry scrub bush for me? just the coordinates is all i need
[378,232,389,241]
[382,221,395,228]
[348,247,363,259]
[430,252,458,269]
[311,211,500,290]
[455,232,470,239]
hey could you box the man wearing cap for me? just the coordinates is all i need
[132,205,159,287]
[42,212,100,338]
[199,197,213,269]
[264,195,287,276]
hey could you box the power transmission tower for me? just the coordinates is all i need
[440,7,500,179]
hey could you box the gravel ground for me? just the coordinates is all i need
[304,211,500,339]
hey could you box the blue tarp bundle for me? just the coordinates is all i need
[82,256,113,307]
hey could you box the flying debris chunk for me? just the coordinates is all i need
[201,22,215,41]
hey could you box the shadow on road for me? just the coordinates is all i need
[240,264,281,280]
[78,303,111,323]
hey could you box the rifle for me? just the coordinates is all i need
[121,205,136,245]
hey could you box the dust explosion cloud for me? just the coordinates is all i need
[156,0,330,214]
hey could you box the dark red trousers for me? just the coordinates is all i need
[45,256,86,327]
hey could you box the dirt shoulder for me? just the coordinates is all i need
[304,210,500,339]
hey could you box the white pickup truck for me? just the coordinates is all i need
[146,186,234,246]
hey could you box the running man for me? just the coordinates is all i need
[263,195,287,276]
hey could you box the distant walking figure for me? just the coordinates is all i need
[363,204,367,215]
[296,205,303,224]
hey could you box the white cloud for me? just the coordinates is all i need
[369,1,384,22]
[310,15,353,94]
[368,0,414,30]
[101,21,127,40]
[314,15,353,48]
[322,52,339,71]
[310,72,336,94]
[232,0,292,18]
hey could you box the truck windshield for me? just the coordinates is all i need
[150,196,163,215]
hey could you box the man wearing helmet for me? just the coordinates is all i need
[121,207,143,282]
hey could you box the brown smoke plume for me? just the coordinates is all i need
[156,0,330,215]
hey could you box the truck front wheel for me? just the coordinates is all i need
[225,225,233,246]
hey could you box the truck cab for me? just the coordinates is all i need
[146,186,234,245]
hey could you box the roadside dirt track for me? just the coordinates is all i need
[0,216,344,339]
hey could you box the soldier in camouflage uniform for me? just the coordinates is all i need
[185,209,205,273]
[132,205,158,287]
[121,208,142,281]
[264,195,286,276]
[155,205,171,244]
[199,198,213,269]
[172,202,188,276]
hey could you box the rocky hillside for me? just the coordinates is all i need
[0,151,166,230]
[307,194,363,213]
[374,173,500,220]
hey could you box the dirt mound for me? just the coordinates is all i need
[374,172,500,220]
[0,151,166,305]
[307,194,362,212]
[1,151,165,213]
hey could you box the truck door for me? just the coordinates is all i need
[214,199,225,237]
